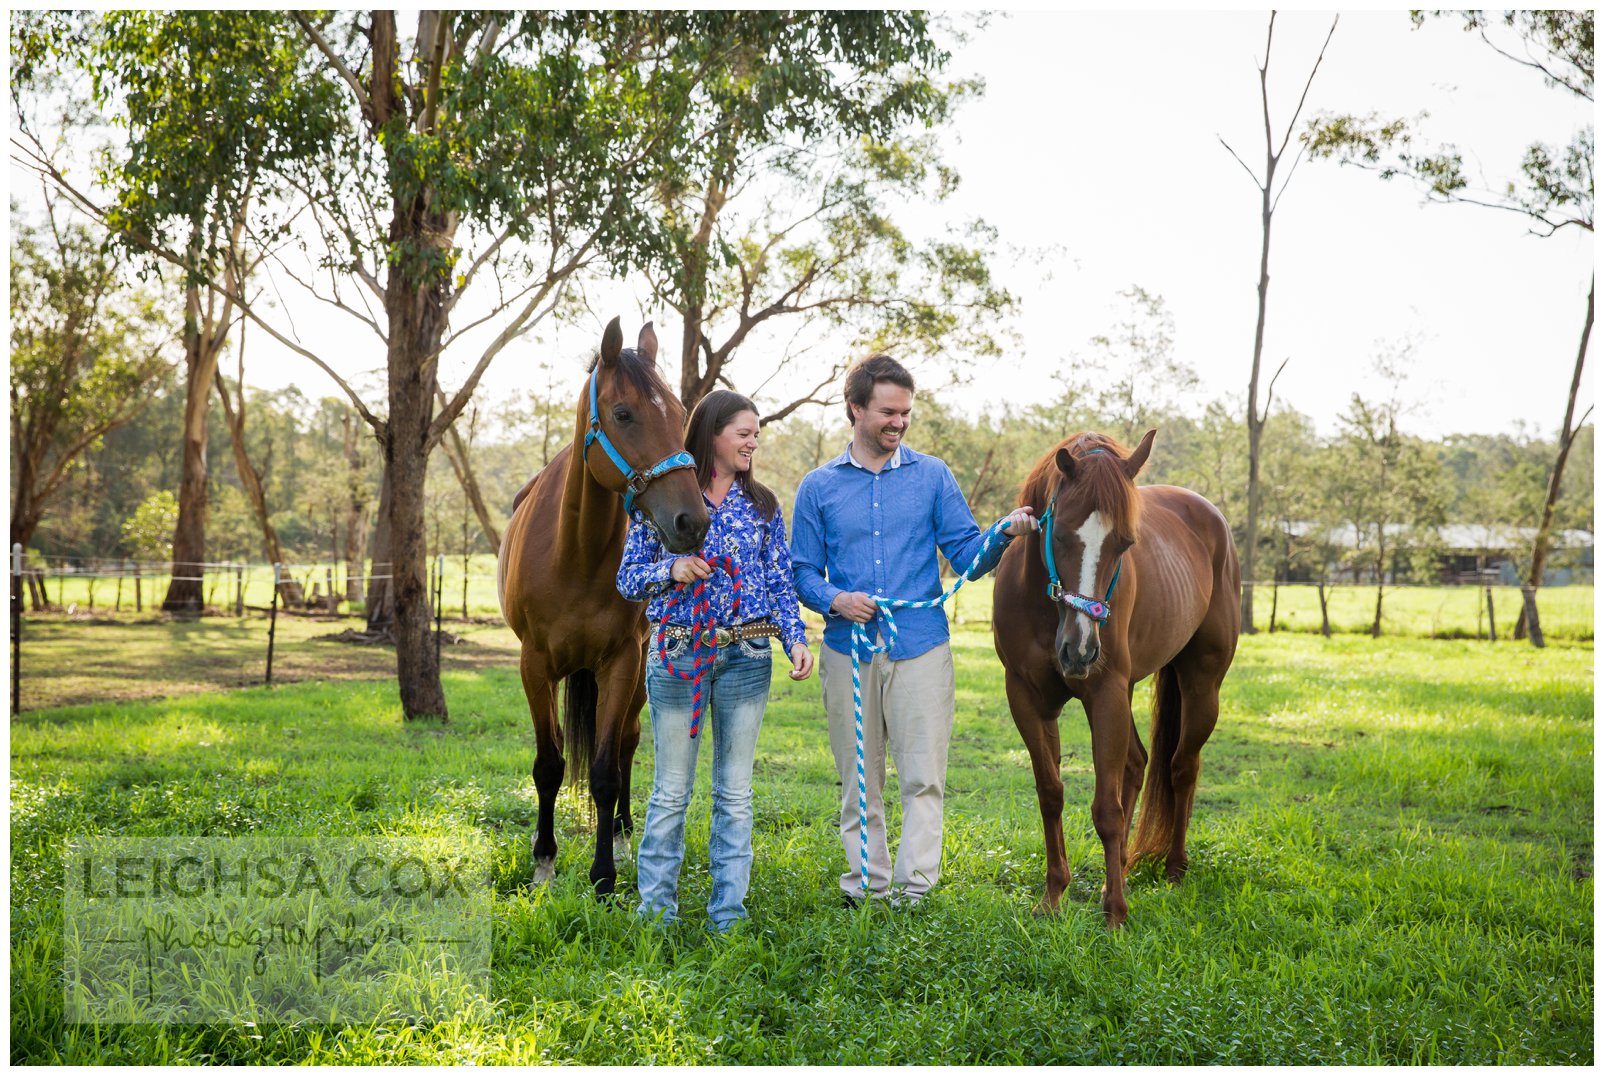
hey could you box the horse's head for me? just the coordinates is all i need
[581,317,709,553]
[1040,429,1154,679]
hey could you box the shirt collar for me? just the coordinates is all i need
[837,441,909,471]
[704,478,750,510]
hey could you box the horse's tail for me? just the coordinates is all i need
[562,669,598,789]
[1129,662,1182,866]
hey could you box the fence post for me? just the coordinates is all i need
[12,544,23,714]
[1484,587,1497,642]
[326,566,336,613]
[434,553,444,665]
[267,562,281,686]
[235,564,244,617]
[134,561,142,612]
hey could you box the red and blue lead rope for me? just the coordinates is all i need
[654,555,742,738]
[845,520,1010,896]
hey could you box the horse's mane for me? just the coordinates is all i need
[1020,431,1142,540]
[586,346,677,414]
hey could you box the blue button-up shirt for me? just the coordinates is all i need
[616,481,808,650]
[791,443,1013,661]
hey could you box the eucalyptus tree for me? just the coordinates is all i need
[9,201,173,554]
[12,11,340,612]
[1304,9,1593,646]
[642,11,1013,420]
[1219,11,1339,634]
[272,12,810,718]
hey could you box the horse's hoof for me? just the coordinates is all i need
[528,857,556,889]
[1032,893,1064,917]
[1166,855,1189,885]
[1102,905,1128,930]
[613,833,633,864]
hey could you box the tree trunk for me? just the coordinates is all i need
[1514,276,1592,644]
[365,461,395,632]
[383,229,450,721]
[435,385,501,554]
[162,283,219,614]
[215,370,305,605]
[1317,580,1331,637]
[1520,585,1545,648]
[1268,578,1279,633]
[1370,541,1386,638]
[343,413,370,606]
[1240,161,1273,637]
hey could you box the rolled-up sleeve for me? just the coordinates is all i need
[790,473,841,617]
[615,520,675,601]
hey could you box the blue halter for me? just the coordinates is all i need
[582,364,696,521]
[1038,450,1123,624]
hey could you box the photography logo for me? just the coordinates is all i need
[63,835,491,1023]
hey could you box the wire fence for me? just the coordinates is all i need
[7,547,1592,713]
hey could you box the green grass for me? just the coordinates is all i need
[10,626,1594,1063]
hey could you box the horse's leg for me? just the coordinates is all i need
[587,654,640,898]
[521,646,563,889]
[614,670,646,865]
[1085,678,1135,928]
[1163,654,1226,884]
[1120,709,1148,849]
[1004,671,1070,913]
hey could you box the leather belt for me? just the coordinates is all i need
[657,620,780,648]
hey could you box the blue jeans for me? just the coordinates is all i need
[637,633,772,931]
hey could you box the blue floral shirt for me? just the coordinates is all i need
[616,481,808,650]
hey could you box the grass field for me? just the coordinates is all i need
[26,557,1595,642]
[9,617,1593,1063]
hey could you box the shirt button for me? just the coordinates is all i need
[875,559,881,564]
[874,531,880,536]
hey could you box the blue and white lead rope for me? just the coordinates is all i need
[845,519,1012,896]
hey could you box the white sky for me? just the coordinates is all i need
[11,9,1595,442]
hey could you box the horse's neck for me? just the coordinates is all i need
[557,442,628,574]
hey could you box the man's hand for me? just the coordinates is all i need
[670,556,712,584]
[999,506,1039,536]
[830,590,879,623]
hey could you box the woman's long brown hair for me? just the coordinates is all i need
[684,389,779,520]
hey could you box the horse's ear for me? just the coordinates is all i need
[600,316,623,368]
[637,321,658,364]
[1123,429,1157,479]
[1054,446,1076,481]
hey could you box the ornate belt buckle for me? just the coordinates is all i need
[715,627,734,648]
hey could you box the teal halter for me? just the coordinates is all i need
[1038,450,1123,624]
[582,364,696,521]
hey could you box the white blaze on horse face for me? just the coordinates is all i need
[1073,511,1110,650]
[649,389,667,417]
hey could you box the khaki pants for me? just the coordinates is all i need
[820,641,955,900]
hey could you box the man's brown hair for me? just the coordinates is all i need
[843,353,915,423]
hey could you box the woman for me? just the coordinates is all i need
[616,389,814,932]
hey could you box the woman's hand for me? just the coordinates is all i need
[788,642,815,681]
[670,556,712,584]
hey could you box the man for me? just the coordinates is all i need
[791,354,1036,905]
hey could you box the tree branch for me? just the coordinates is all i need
[293,12,372,116]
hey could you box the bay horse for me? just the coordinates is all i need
[992,430,1239,928]
[499,318,709,896]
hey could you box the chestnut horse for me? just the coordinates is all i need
[992,430,1239,928]
[499,319,709,896]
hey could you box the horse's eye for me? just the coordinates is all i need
[612,406,632,424]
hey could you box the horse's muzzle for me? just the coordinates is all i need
[1056,640,1099,680]
[661,511,709,554]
